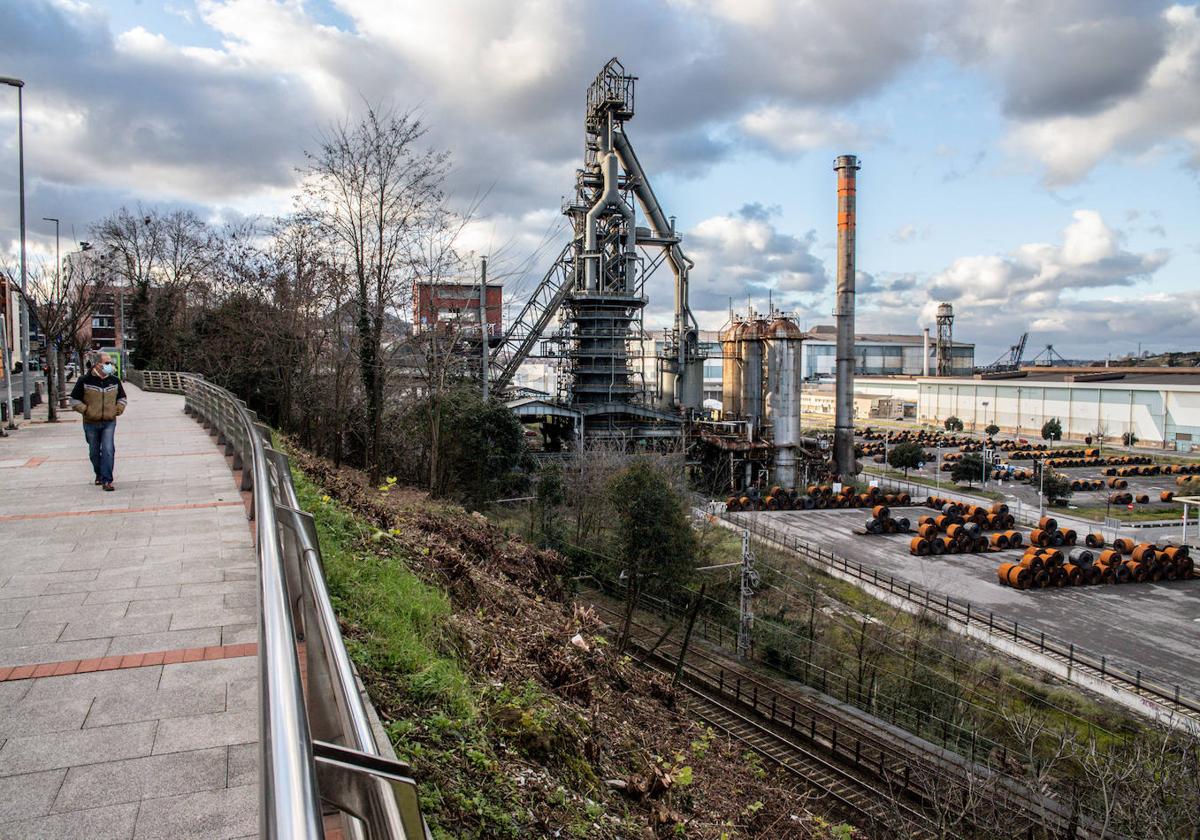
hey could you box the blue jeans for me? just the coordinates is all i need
[83,421,116,484]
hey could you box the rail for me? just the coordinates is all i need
[133,370,430,839]
[720,510,1200,727]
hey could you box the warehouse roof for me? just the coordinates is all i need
[805,325,973,347]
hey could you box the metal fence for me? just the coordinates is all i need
[722,511,1200,725]
[136,371,430,839]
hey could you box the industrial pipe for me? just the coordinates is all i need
[922,328,930,377]
[583,122,637,292]
[612,129,703,408]
[833,154,860,480]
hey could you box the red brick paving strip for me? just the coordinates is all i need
[0,499,245,523]
[0,643,258,682]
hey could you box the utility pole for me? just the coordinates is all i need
[737,529,756,660]
[1,78,31,419]
[479,256,489,400]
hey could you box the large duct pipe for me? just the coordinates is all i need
[922,328,930,377]
[584,122,637,291]
[611,129,703,409]
[833,155,860,480]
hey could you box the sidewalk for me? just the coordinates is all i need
[0,385,259,839]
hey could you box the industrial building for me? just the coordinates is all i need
[413,278,502,341]
[851,370,1200,451]
[801,325,973,379]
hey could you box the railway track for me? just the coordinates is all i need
[581,589,1109,840]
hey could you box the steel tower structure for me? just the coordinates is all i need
[487,58,704,431]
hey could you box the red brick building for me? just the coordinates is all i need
[413,280,502,341]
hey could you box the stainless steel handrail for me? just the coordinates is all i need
[134,370,429,839]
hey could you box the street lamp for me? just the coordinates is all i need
[1,76,30,420]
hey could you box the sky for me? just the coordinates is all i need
[2,0,1199,363]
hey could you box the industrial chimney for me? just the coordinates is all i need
[833,154,860,480]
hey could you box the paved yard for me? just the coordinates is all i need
[0,386,259,839]
[745,507,1200,697]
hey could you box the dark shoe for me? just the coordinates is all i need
[95,477,102,486]
[102,483,115,492]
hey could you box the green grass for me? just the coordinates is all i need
[861,465,1007,500]
[290,467,474,719]
[1066,503,1183,523]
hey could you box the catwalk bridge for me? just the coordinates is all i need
[0,373,428,839]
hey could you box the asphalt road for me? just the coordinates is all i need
[751,507,1200,697]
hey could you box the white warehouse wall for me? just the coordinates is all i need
[850,376,1200,449]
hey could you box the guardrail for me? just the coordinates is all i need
[136,371,430,839]
[720,510,1200,729]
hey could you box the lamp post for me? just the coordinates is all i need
[1,76,30,420]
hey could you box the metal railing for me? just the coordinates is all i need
[136,371,430,839]
[721,510,1200,726]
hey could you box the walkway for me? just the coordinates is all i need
[0,385,258,839]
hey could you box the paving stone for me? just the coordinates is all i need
[0,623,66,648]
[0,679,32,708]
[59,613,171,641]
[53,747,228,812]
[226,742,257,788]
[169,607,255,632]
[85,681,228,728]
[20,602,128,627]
[0,638,112,668]
[0,801,139,840]
[81,585,181,604]
[105,627,222,656]
[0,693,94,739]
[158,655,257,693]
[0,721,157,776]
[133,784,256,840]
[226,676,258,711]
[153,710,256,754]
[22,666,162,703]
[0,769,67,822]
[221,623,257,646]
[124,594,226,616]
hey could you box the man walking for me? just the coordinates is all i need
[70,352,127,491]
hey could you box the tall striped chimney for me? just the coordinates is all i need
[833,155,860,481]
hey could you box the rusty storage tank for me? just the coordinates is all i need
[719,317,745,418]
[740,315,770,434]
[766,315,804,487]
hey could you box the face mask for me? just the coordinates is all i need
[101,363,115,375]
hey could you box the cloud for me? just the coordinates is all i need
[926,210,1167,306]
[890,224,932,244]
[853,210,1174,360]
[644,202,828,321]
[738,105,867,156]
[946,2,1200,185]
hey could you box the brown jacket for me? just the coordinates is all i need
[70,372,128,422]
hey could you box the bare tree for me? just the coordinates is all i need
[4,254,106,421]
[91,206,219,368]
[300,105,449,479]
